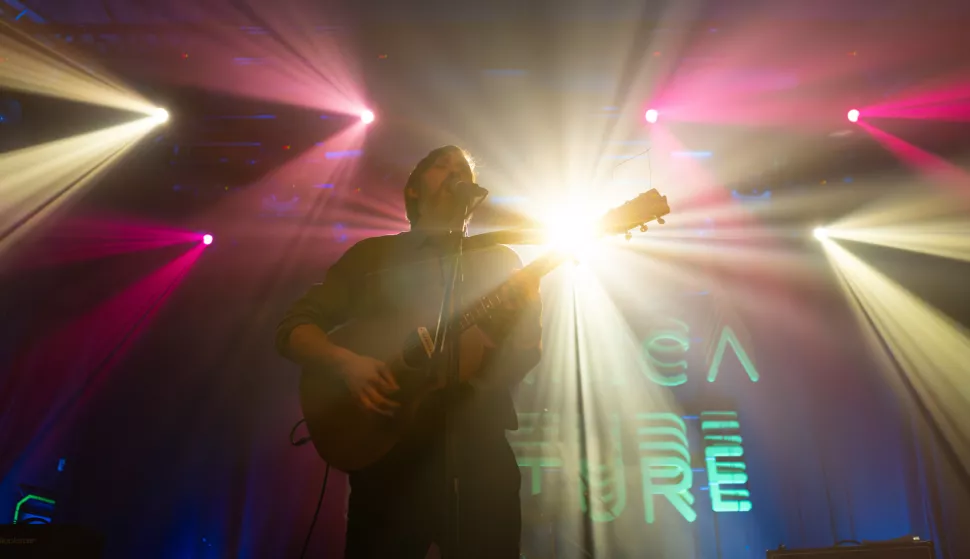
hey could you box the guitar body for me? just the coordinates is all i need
[298,314,488,472]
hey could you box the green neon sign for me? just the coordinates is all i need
[581,414,626,522]
[512,410,753,524]
[12,494,55,524]
[702,411,753,512]
[707,326,760,383]
[511,412,564,496]
[642,320,690,386]
[638,413,696,524]
[642,320,760,386]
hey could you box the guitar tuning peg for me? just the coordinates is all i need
[639,224,648,233]
[625,232,632,241]
[657,217,665,225]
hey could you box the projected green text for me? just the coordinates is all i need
[511,410,753,524]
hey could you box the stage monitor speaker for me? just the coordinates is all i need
[767,540,934,559]
[0,525,103,558]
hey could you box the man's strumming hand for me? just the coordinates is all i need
[334,352,400,417]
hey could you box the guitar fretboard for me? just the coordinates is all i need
[454,252,566,333]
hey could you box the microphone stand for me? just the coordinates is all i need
[429,197,477,559]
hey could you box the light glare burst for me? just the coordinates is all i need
[542,205,599,261]
[152,108,170,123]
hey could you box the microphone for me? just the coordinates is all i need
[448,179,489,200]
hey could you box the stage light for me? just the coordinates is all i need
[645,109,659,124]
[360,109,375,124]
[813,227,829,241]
[152,108,170,123]
[202,234,213,245]
[847,109,860,123]
[542,205,598,260]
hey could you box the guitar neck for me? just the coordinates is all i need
[454,252,566,333]
[450,187,670,334]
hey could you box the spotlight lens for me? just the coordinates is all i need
[645,109,659,124]
[360,109,375,124]
[202,234,213,245]
[847,109,859,123]
[813,227,829,240]
[153,108,170,122]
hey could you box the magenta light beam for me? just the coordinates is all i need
[13,215,203,270]
[202,234,213,245]
[859,121,970,197]
[0,244,205,480]
[862,79,970,122]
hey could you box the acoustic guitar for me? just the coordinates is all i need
[299,189,671,472]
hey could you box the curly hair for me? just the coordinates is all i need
[403,145,476,226]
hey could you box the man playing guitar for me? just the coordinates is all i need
[276,145,543,558]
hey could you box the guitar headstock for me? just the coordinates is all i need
[596,188,671,239]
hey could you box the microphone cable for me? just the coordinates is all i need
[290,418,331,559]
[299,463,331,559]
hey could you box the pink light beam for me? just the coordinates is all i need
[12,215,203,270]
[863,78,970,122]
[859,121,970,197]
[0,244,205,480]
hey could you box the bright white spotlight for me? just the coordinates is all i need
[543,205,598,260]
[0,23,157,114]
[152,108,170,123]
[360,109,375,124]
[847,109,860,123]
[813,227,829,241]
[202,234,213,245]
[645,109,659,124]
[0,116,163,258]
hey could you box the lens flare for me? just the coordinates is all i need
[542,205,598,260]
[645,109,659,124]
[360,109,375,124]
[847,109,860,123]
[202,234,213,245]
[813,227,829,241]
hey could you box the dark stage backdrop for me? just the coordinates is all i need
[1,211,968,559]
